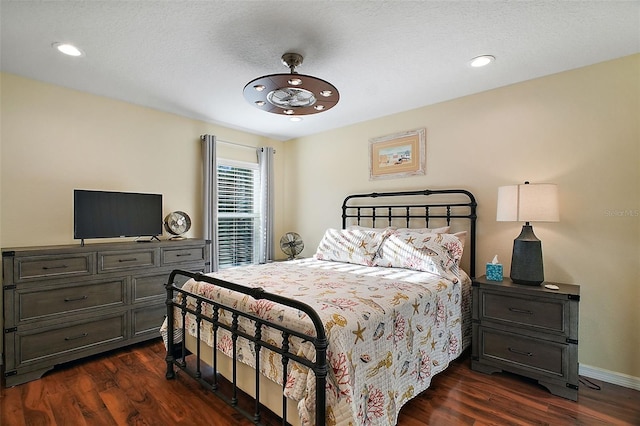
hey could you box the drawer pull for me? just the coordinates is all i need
[508,307,533,315]
[64,332,88,341]
[176,253,192,257]
[42,264,68,270]
[64,295,89,302]
[118,257,138,263]
[508,347,533,357]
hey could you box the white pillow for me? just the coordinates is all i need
[315,228,392,266]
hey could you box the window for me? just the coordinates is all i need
[217,159,260,268]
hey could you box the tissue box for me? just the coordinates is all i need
[486,263,503,281]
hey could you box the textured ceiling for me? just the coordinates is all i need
[1,1,639,141]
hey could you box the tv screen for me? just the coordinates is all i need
[74,190,163,240]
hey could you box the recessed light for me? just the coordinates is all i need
[52,42,84,57]
[470,55,495,67]
[253,85,266,91]
[288,78,302,86]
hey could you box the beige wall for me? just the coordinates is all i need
[1,55,638,381]
[0,72,285,248]
[285,54,640,379]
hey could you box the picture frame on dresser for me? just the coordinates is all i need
[471,275,580,401]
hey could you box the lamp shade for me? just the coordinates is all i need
[497,183,559,223]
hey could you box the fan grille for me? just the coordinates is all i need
[280,232,304,259]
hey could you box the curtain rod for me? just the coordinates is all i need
[218,139,276,154]
[217,139,257,150]
[201,135,275,153]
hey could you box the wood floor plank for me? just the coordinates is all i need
[2,339,639,425]
[0,385,27,426]
[99,386,147,426]
[46,389,89,426]
[67,371,118,426]
[21,379,56,426]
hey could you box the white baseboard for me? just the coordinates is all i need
[580,364,640,391]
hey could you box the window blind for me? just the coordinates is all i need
[217,163,260,268]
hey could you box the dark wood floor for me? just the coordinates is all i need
[1,339,638,425]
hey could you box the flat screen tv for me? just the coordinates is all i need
[74,189,163,243]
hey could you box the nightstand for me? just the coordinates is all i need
[471,275,580,401]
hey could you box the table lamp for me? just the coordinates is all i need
[497,182,559,285]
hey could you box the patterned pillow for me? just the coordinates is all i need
[373,230,464,281]
[315,228,393,266]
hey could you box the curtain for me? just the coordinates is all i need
[257,147,275,263]
[201,134,218,272]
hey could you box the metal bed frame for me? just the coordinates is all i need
[164,188,477,426]
[342,189,477,277]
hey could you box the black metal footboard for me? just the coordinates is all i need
[164,269,328,426]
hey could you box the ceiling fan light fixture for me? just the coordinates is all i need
[244,52,339,116]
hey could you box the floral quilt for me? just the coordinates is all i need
[162,258,471,426]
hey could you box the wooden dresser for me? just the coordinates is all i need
[471,275,580,400]
[2,239,209,386]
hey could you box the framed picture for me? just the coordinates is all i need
[369,128,426,180]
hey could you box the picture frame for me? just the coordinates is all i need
[369,128,426,180]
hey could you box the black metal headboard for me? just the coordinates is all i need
[341,189,477,278]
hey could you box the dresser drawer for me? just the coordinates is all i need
[479,328,566,377]
[132,305,166,337]
[482,292,565,333]
[133,268,204,302]
[98,248,158,273]
[17,313,126,365]
[17,278,126,321]
[132,272,167,302]
[161,246,206,265]
[14,253,94,282]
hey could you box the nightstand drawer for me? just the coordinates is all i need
[480,328,565,377]
[14,253,94,282]
[18,278,126,321]
[483,292,564,333]
[98,249,158,272]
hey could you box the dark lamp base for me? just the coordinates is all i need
[510,225,544,286]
